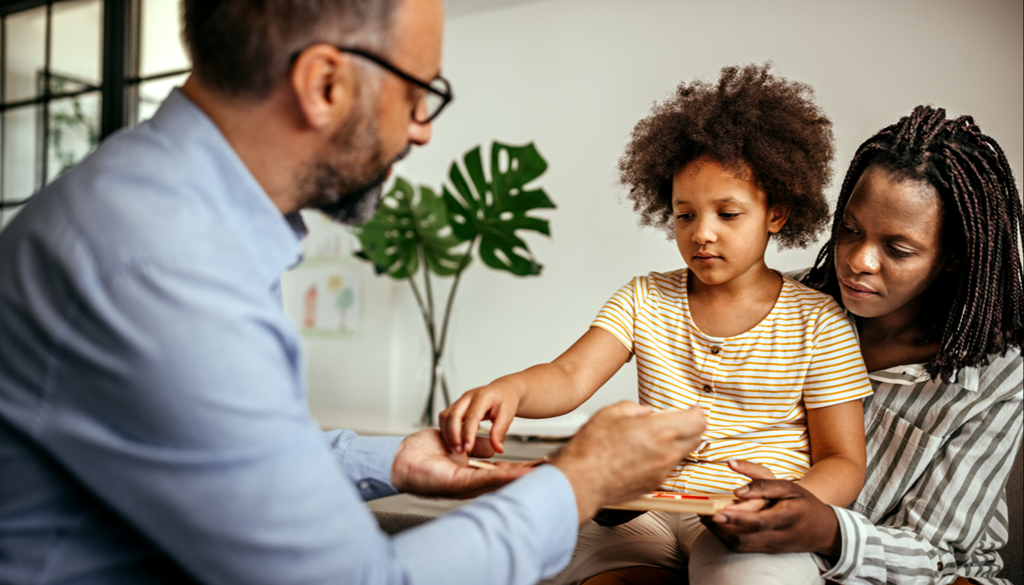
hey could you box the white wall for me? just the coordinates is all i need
[289,0,1024,426]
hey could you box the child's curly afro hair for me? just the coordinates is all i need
[618,63,834,249]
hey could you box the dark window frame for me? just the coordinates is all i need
[0,0,189,218]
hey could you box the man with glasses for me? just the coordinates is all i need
[0,0,705,584]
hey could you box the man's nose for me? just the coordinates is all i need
[408,119,432,146]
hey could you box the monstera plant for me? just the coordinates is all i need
[353,141,555,426]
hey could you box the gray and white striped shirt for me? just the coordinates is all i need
[821,349,1022,584]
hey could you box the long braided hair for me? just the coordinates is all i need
[804,105,1024,380]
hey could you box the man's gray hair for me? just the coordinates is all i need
[181,0,402,99]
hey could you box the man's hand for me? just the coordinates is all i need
[391,429,532,499]
[701,478,842,560]
[550,402,705,523]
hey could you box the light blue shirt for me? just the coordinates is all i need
[0,90,577,585]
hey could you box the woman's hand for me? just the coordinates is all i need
[701,462,843,560]
[439,383,520,455]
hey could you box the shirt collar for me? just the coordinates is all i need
[865,363,981,391]
[149,89,305,283]
[847,313,981,391]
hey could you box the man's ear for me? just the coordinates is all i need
[767,205,790,234]
[290,44,357,130]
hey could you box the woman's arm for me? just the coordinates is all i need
[821,388,1021,585]
[440,327,632,454]
[705,379,1022,585]
[797,399,866,507]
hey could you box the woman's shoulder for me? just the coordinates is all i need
[783,267,812,282]
[872,348,1022,404]
[970,348,1023,399]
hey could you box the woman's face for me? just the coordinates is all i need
[834,167,953,321]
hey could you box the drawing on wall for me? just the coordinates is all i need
[289,258,362,336]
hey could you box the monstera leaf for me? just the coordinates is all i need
[353,177,467,279]
[443,142,555,276]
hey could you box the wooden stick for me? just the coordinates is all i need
[604,492,737,515]
[467,456,549,470]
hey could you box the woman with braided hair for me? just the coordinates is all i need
[699,105,1023,585]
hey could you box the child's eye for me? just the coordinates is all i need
[676,213,694,221]
[719,213,740,220]
[840,223,860,235]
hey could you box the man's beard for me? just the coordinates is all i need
[299,99,410,226]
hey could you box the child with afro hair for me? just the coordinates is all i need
[440,63,871,585]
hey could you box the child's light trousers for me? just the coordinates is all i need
[545,511,824,585]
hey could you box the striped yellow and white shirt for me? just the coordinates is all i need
[592,269,872,494]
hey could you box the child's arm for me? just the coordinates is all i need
[798,399,867,507]
[439,327,632,455]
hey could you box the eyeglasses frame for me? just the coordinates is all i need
[334,46,453,124]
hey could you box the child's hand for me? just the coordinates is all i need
[727,459,776,481]
[439,384,521,455]
[721,459,777,513]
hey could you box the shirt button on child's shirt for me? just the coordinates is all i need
[702,384,712,392]
[711,347,721,354]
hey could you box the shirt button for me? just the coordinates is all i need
[711,347,721,355]
[358,481,370,491]
[702,384,712,392]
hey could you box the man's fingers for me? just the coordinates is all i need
[649,406,706,448]
[449,465,532,499]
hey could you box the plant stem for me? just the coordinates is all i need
[406,277,435,348]
[420,242,439,352]
[412,244,446,426]
[438,235,478,354]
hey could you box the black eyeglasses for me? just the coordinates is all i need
[335,47,453,124]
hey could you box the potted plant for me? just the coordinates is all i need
[353,141,555,426]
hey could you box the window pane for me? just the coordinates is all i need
[51,0,103,92]
[48,91,100,183]
[136,72,187,124]
[140,0,190,77]
[3,106,40,202]
[4,6,47,103]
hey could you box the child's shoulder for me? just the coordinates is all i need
[778,271,843,313]
[634,268,689,292]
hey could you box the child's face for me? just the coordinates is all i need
[672,157,788,287]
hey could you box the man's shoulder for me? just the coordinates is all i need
[14,100,257,280]
[34,136,227,272]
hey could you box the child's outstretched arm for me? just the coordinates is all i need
[439,327,632,455]
[798,400,867,507]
